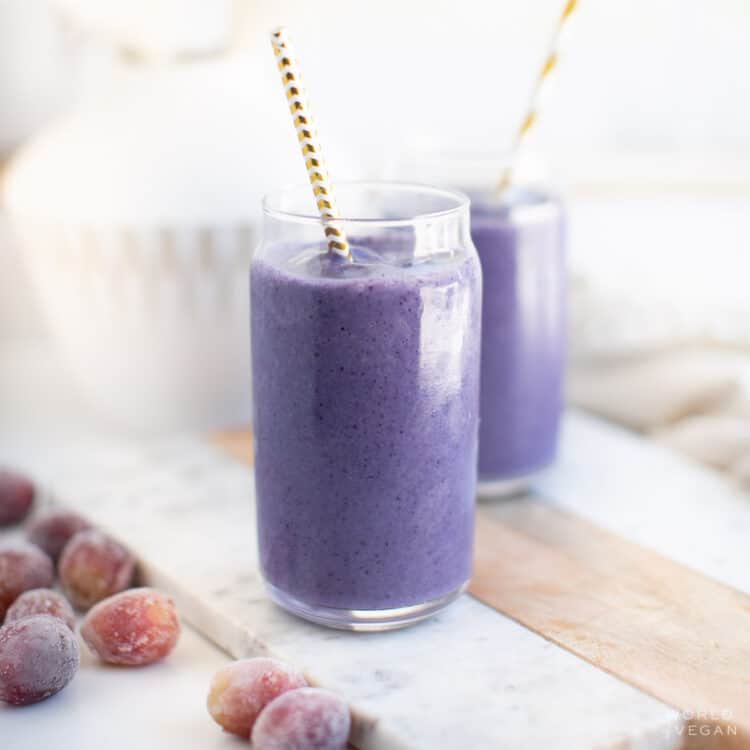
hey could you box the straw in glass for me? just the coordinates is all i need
[497,0,578,192]
[270,27,351,260]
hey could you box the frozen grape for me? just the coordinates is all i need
[27,510,92,563]
[5,589,76,631]
[58,529,135,610]
[81,588,179,666]
[0,614,79,705]
[251,687,351,750]
[207,657,308,737]
[0,470,34,526]
[0,543,55,619]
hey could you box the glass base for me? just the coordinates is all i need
[476,473,533,499]
[264,580,469,632]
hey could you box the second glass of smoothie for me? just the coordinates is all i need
[471,186,566,494]
[250,182,482,630]
[396,153,566,496]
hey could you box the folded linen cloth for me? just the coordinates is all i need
[568,277,750,489]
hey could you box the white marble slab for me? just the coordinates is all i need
[0,420,682,750]
[534,415,750,595]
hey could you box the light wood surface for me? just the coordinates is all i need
[474,499,750,748]
[213,429,750,748]
[211,428,253,464]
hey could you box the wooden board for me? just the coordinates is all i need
[474,499,750,748]
[212,430,750,748]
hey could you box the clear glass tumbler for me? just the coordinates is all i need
[396,153,566,496]
[250,182,482,630]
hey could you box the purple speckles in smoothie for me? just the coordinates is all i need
[251,241,481,612]
[470,190,566,481]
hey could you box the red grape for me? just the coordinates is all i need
[207,657,308,737]
[0,543,54,619]
[26,509,92,563]
[81,588,179,666]
[58,529,135,610]
[251,687,351,750]
[0,614,79,705]
[5,589,76,631]
[0,470,34,526]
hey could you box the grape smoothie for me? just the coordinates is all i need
[470,190,565,486]
[251,239,481,618]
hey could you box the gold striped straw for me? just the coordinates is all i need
[497,0,578,193]
[270,27,351,261]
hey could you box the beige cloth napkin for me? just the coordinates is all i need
[568,274,750,488]
[569,348,750,487]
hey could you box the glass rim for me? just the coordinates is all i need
[392,147,558,201]
[468,186,563,224]
[262,180,471,228]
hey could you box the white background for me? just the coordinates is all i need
[1,0,749,378]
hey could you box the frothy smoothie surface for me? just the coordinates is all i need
[251,240,481,611]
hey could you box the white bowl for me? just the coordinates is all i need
[3,56,363,432]
[9,218,254,432]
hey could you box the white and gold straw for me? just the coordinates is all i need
[497,0,578,192]
[270,26,351,260]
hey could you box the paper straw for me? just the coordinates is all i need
[497,0,578,192]
[270,27,351,260]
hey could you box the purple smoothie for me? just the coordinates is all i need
[470,190,566,482]
[251,240,481,613]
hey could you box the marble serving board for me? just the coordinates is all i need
[4,412,750,749]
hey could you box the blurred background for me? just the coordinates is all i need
[2,0,750,480]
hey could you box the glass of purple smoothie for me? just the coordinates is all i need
[396,153,566,496]
[470,186,565,495]
[250,182,482,631]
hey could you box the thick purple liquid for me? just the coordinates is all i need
[251,242,481,610]
[471,196,566,480]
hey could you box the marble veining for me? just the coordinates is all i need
[0,415,694,749]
